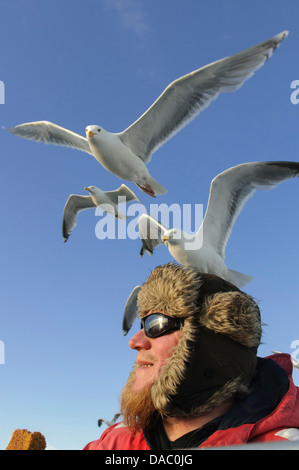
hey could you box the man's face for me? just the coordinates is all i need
[128,310,182,392]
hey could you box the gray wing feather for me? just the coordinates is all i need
[201,161,299,258]
[122,285,141,335]
[98,413,121,428]
[119,31,288,163]
[105,184,141,205]
[7,121,92,155]
[138,214,167,256]
[62,194,95,242]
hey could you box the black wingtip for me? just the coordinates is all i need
[264,161,299,175]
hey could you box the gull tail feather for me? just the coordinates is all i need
[226,268,253,288]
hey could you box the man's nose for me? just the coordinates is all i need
[129,328,151,351]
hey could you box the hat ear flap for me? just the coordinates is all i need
[199,291,261,350]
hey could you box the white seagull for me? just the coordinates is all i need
[62,184,140,242]
[7,32,288,197]
[138,161,299,288]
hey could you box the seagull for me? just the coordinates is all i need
[138,161,299,288]
[121,161,299,335]
[98,413,121,428]
[7,32,288,197]
[62,184,140,242]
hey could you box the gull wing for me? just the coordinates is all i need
[62,194,95,242]
[122,285,141,336]
[119,31,288,163]
[138,214,168,256]
[8,120,92,155]
[111,413,121,423]
[200,161,299,259]
[104,184,141,205]
[98,413,121,427]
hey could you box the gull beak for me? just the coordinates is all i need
[87,130,95,138]
[162,235,171,244]
[84,187,88,191]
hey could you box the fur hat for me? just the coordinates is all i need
[137,263,261,417]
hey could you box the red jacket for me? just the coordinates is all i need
[84,354,299,450]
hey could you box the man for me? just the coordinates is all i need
[84,263,299,450]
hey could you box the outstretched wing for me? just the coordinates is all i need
[122,285,141,336]
[62,194,95,242]
[8,121,92,155]
[119,31,288,163]
[201,161,299,259]
[111,413,121,423]
[138,214,168,256]
[98,413,121,428]
[104,184,141,205]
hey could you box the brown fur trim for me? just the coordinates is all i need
[137,263,201,319]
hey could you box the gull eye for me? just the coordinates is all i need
[97,128,101,132]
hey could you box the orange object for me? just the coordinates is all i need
[6,429,46,450]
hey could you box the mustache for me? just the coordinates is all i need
[135,353,157,365]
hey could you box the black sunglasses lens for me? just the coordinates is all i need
[142,314,180,338]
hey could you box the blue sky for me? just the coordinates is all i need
[1,0,299,450]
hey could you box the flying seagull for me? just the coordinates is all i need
[98,413,121,428]
[62,184,140,242]
[120,161,299,335]
[138,161,299,288]
[7,32,288,197]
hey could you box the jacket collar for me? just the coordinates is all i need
[144,354,296,449]
[201,354,297,447]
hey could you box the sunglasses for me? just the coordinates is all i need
[140,313,183,338]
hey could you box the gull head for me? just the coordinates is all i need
[84,185,95,192]
[162,234,172,245]
[84,185,105,204]
[85,125,102,139]
[162,229,184,246]
[84,185,101,196]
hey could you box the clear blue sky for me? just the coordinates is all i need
[1,0,299,450]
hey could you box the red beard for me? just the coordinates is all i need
[120,364,158,432]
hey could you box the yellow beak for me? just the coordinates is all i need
[162,235,171,243]
[87,130,95,138]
